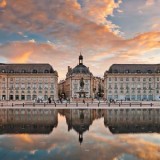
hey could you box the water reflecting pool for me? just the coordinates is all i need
[0,108,160,160]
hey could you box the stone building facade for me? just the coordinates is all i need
[60,54,94,100]
[104,64,160,101]
[93,77,104,98]
[0,63,58,101]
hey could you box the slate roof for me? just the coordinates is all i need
[0,63,55,74]
[71,64,91,74]
[107,64,160,73]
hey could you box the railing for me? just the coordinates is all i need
[0,101,158,108]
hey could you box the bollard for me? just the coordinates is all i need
[55,103,56,107]
[87,103,89,107]
[98,102,100,107]
[44,103,46,107]
[140,103,142,107]
[130,103,131,107]
[23,103,24,107]
[76,102,78,107]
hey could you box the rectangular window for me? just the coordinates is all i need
[51,83,54,89]
[109,83,112,89]
[21,84,25,89]
[38,83,43,89]
[15,83,19,89]
[44,84,48,89]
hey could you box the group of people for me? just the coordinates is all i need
[35,97,53,104]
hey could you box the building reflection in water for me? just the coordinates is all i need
[0,109,58,134]
[59,109,103,144]
[0,108,160,141]
[104,109,160,134]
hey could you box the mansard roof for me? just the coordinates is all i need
[107,64,160,74]
[0,63,56,74]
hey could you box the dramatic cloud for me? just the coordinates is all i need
[0,41,79,78]
[0,0,160,79]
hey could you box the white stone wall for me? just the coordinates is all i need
[0,74,58,101]
[104,74,160,101]
[71,79,91,98]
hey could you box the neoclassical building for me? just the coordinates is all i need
[61,54,94,100]
[93,77,104,98]
[0,63,58,101]
[104,64,160,101]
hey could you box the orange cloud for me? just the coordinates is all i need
[18,134,33,144]
[146,0,155,6]
[11,51,32,63]
[0,0,6,8]
[90,133,160,160]
[82,0,122,24]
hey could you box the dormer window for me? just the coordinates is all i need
[148,70,152,73]
[21,69,26,73]
[136,70,141,73]
[32,69,37,73]
[44,70,49,73]
[9,70,14,73]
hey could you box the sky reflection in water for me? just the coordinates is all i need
[0,108,160,160]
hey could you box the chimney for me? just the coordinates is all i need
[68,66,70,71]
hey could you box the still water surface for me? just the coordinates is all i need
[0,108,160,160]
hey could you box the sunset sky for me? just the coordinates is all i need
[0,0,160,79]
